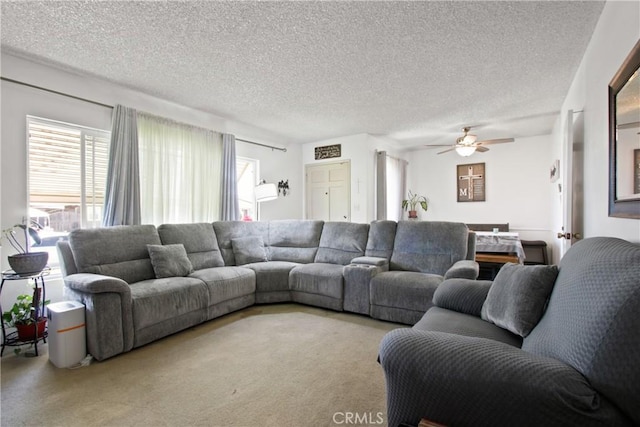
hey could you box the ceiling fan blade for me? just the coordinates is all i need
[424,144,455,148]
[477,138,515,145]
[476,146,490,152]
[437,147,457,154]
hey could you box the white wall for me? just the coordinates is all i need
[552,0,640,250]
[0,53,300,308]
[407,135,554,244]
[236,141,303,220]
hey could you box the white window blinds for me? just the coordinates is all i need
[27,116,110,227]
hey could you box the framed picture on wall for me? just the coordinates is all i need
[457,163,485,202]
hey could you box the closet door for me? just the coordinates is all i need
[305,161,350,221]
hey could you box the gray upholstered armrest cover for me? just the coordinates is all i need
[443,259,479,280]
[64,273,131,295]
[63,273,133,361]
[379,329,618,427]
[350,256,389,271]
[432,278,492,316]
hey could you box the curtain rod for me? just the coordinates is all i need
[3,76,288,152]
[236,138,287,153]
[377,150,407,164]
[1,76,114,109]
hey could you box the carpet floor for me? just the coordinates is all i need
[1,304,403,427]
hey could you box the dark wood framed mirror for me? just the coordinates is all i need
[609,39,640,219]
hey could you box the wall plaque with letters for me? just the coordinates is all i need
[457,162,485,202]
[315,144,341,160]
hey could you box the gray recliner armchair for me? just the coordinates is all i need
[379,237,640,426]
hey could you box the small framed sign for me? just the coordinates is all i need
[457,162,485,202]
[315,144,341,160]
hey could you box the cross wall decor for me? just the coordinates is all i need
[457,162,485,202]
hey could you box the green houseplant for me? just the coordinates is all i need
[3,221,48,275]
[402,190,429,219]
[2,291,49,341]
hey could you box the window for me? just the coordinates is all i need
[137,113,222,225]
[237,157,258,221]
[27,116,110,273]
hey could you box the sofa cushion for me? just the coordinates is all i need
[212,221,269,265]
[365,220,397,259]
[289,263,344,299]
[315,222,369,265]
[147,244,194,278]
[129,277,209,331]
[231,236,268,265]
[69,224,160,284]
[414,306,522,348]
[189,266,256,306]
[481,263,558,337]
[370,271,443,312]
[157,223,224,269]
[267,220,324,263]
[390,221,469,275]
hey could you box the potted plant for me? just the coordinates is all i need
[3,221,48,275]
[402,190,429,219]
[2,290,49,341]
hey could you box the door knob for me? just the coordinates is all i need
[573,233,582,240]
[557,232,571,239]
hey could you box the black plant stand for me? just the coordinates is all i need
[0,267,49,357]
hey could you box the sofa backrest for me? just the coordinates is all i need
[212,220,324,265]
[315,222,369,265]
[158,223,224,270]
[390,221,470,275]
[68,224,160,284]
[365,220,397,260]
[212,221,269,265]
[522,237,640,424]
[266,220,324,263]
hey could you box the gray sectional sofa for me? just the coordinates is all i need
[379,236,640,427]
[57,220,477,361]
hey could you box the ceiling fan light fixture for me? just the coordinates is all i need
[455,146,476,157]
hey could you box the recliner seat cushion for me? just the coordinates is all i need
[289,263,344,299]
[189,266,256,305]
[130,277,208,331]
[370,271,443,312]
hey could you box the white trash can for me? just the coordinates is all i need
[47,301,86,368]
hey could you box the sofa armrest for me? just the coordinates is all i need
[64,273,131,295]
[432,278,492,316]
[343,263,384,315]
[350,256,389,271]
[379,329,610,427]
[63,273,134,361]
[443,259,479,280]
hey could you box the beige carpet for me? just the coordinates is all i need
[1,304,403,427]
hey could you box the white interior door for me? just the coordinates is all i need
[305,161,350,221]
[559,109,584,255]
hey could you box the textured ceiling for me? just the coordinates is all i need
[0,1,605,148]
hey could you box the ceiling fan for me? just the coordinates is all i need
[427,127,515,156]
